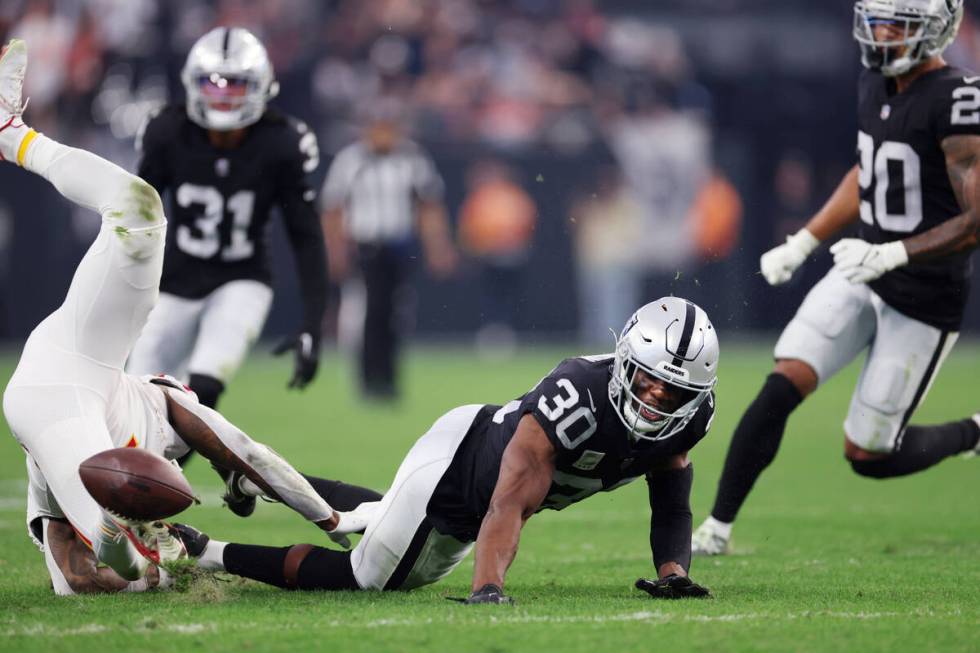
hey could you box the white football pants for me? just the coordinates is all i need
[775,268,958,452]
[2,133,166,582]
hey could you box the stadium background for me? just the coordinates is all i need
[0,0,978,345]
[0,3,977,650]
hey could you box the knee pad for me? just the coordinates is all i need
[188,373,225,409]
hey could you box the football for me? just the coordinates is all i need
[78,448,196,522]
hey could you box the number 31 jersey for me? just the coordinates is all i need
[136,105,320,298]
[856,66,980,331]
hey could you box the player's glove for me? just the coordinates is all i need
[273,331,320,390]
[830,238,908,284]
[635,575,712,599]
[448,584,515,605]
[759,229,820,285]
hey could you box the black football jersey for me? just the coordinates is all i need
[856,66,980,330]
[136,105,321,299]
[427,355,714,541]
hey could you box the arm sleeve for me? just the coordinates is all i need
[934,76,980,140]
[646,463,694,572]
[134,107,171,193]
[278,120,328,335]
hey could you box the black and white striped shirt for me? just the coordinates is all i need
[321,140,444,244]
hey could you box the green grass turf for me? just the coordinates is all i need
[0,343,976,652]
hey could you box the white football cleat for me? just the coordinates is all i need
[692,517,732,556]
[0,38,33,164]
[141,521,188,563]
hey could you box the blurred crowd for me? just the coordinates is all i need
[1,0,979,343]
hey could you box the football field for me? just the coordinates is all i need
[0,343,976,653]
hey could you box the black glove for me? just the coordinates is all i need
[448,584,515,605]
[273,331,320,389]
[635,575,711,600]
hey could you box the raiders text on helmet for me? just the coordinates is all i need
[609,297,719,442]
[853,0,964,77]
[181,27,279,131]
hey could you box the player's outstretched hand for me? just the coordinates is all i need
[635,574,712,599]
[273,332,320,390]
[830,238,908,284]
[448,584,515,605]
[759,229,819,285]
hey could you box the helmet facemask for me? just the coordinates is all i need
[853,1,963,77]
[610,348,711,443]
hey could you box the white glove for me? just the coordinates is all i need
[328,501,382,536]
[760,229,820,285]
[830,238,908,284]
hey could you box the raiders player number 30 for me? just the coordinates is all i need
[126,27,327,411]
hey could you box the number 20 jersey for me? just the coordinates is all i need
[857,66,980,331]
[427,355,714,541]
[136,105,319,299]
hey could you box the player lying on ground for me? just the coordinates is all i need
[0,40,377,595]
[693,0,980,556]
[173,298,718,602]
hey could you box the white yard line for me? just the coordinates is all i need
[2,608,966,638]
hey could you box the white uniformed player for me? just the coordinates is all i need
[126,27,327,414]
[175,298,718,602]
[693,0,980,556]
[0,40,359,595]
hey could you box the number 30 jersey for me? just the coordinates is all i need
[427,355,714,541]
[856,66,980,330]
[136,105,322,300]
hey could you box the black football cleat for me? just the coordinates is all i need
[169,523,210,558]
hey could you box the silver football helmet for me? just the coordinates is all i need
[853,0,964,77]
[181,27,279,131]
[609,297,719,442]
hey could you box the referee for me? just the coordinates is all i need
[321,102,457,401]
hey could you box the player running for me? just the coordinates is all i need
[126,27,327,410]
[692,0,980,556]
[0,40,374,595]
[174,298,718,602]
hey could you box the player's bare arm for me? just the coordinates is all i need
[470,414,555,599]
[804,165,862,241]
[900,134,980,260]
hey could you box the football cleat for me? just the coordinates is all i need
[105,513,163,565]
[692,519,732,556]
[169,523,210,558]
[141,521,187,563]
[219,467,257,518]
[0,39,33,164]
